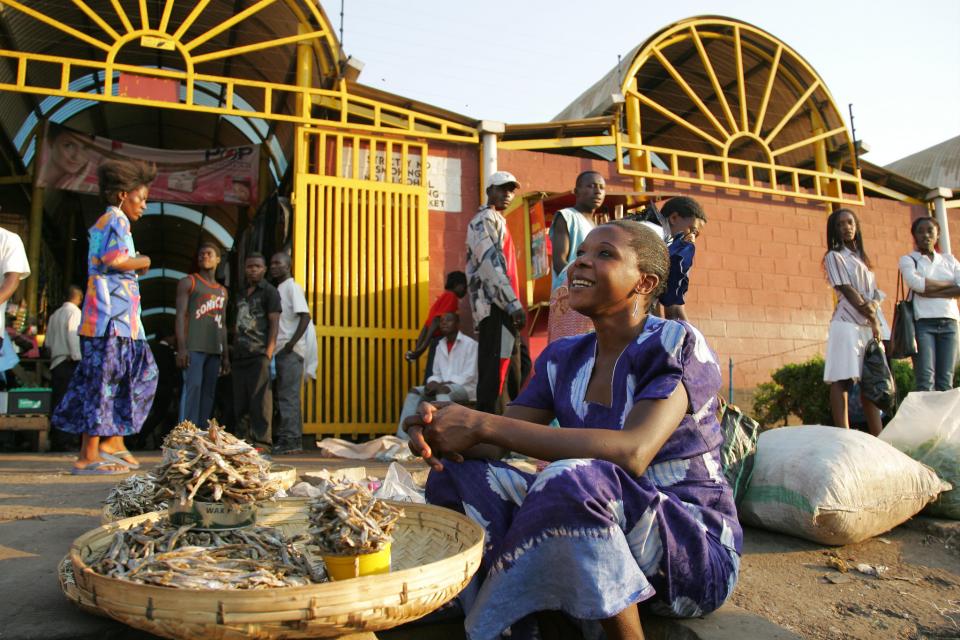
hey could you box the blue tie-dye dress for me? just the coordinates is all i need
[425,317,742,639]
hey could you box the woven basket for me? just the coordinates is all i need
[67,501,483,639]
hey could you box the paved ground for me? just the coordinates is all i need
[1,450,957,639]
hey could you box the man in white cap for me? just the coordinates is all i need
[464,170,526,414]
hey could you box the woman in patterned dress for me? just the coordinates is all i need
[52,159,159,474]
[405,220,741,640]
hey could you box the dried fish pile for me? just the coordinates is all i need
[89,518,326,588]
[155,421,272,506]
[104,474,167,520]
[308,479,403,555]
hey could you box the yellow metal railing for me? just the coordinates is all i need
[294,128,430,436]
[615,134,864,205]
[0,48,477,143]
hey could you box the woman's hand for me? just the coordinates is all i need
[403,402,482,471]
[403,402,445,471]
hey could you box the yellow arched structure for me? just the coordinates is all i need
[0,1,479,436]
[618,17,862,205]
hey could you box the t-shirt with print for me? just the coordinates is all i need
[233,279,281,360]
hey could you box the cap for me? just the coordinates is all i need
[486,171,519,189]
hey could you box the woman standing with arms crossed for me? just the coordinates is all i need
[53,158,159,474]
[823,208,888,436]
[899,217,960,391]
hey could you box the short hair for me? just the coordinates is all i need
[65,284,83,299]
[245,252,265,265]
[575,170,603,188]
[661,196,706,223]
[198,241,221,257]
[97,158,157,205]
[911,216,939,235]
[600,220,669,299]
[272,251,292,266]
[444,271,466,289]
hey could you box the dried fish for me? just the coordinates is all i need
[88,518,327,588]
[154,420,274,506]
[103,474,167,520]
[307,478,403,555]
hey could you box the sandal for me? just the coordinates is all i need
[99,451,141,470]
[71,461,128,476]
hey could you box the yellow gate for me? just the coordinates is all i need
[293,128,429,436]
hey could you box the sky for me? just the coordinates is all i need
[333,0,960,167]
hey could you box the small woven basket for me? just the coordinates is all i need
[67,501,483,639]
[267,463,298,492]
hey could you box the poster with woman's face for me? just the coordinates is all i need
[35,122,260,206]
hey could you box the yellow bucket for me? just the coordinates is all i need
[322,543,391,581]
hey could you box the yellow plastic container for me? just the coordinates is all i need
[322,543,391,581]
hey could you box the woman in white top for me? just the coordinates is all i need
[823,208,888,436]
[898,217,960,391]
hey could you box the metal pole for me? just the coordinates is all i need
[728,357,734,404]
[26,121,46,319]
[928,188,954,256]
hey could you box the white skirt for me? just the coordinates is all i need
[823,320,873,383]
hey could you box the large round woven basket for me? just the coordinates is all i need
[67,501,483,639]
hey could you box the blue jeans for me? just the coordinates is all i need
[913,318,959,391]
[179,351,221,426]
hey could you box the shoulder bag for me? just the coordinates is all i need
[889,256,917,360]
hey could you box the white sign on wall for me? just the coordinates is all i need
[342,149,462,212]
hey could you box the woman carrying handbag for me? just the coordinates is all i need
[898,217,960,391]
[823,209,888,436]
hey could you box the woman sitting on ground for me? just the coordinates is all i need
[405,220,741,640]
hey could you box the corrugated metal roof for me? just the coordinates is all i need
[885,135,960,191]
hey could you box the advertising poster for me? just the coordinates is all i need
[36,121,259,206]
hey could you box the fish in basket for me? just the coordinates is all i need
[65,501,484,639]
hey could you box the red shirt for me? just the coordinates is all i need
[425,290,459,337]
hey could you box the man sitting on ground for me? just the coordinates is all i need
[396,312,477,439]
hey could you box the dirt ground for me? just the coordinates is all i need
[731,521,960,639]
[2,451,960,639]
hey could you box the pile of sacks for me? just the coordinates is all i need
[726,391,960,545]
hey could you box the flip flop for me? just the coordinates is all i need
[99,451,141,470]
[71,461,128,476]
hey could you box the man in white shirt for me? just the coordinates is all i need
[0,227,30,337]
[396,312,478,439]
[47,286,83,450]
[269,252,312,455]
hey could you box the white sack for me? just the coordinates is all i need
[739,425,948,545]
[880,389,960,519]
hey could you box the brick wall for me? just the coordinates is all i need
[455,147,934,398]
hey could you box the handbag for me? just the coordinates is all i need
[889,259,917,359]
[861,339,896,412]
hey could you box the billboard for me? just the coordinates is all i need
[36,122,259,206]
